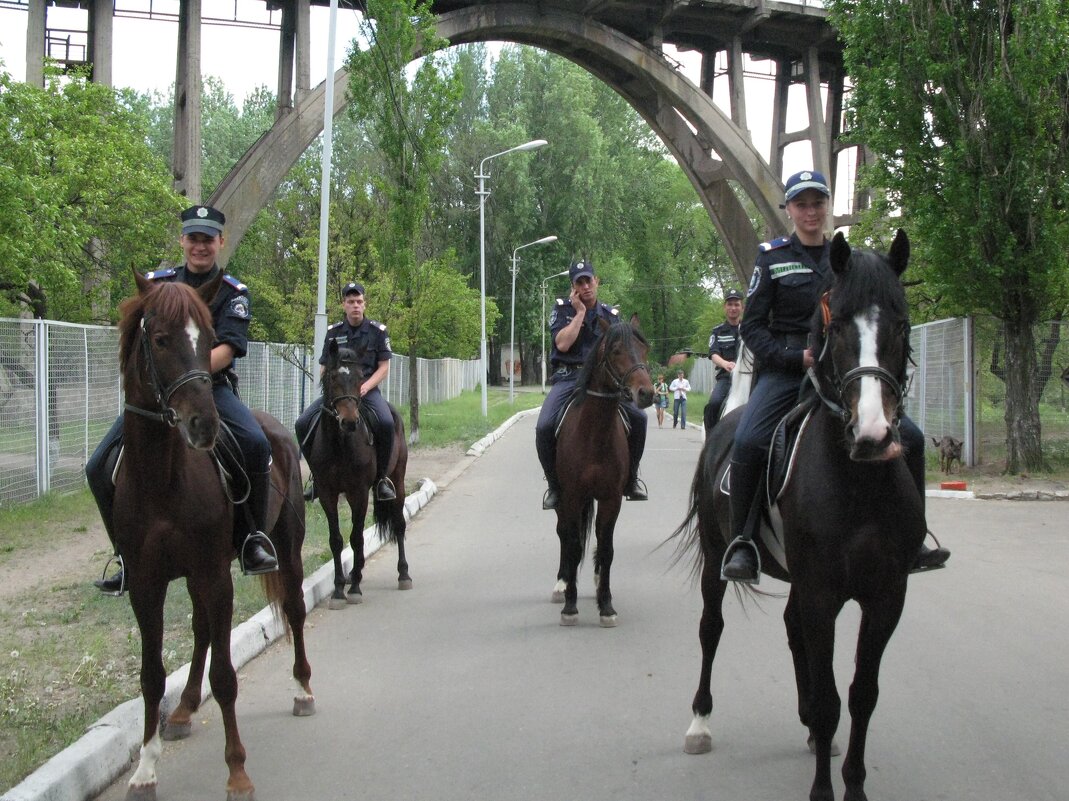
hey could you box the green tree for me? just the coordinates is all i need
[829,0,1069,472]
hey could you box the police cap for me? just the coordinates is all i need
[784,170,831,204]
[724,287,743,301]
[569,260,595,283]
[342,282,365,297]
[181,205,225,236]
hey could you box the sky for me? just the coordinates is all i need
[0,0,844,203]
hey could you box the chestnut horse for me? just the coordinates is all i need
[304,339,410,608]
[553,317,654,626]
[672,231,925,801]
[115,273,313,801]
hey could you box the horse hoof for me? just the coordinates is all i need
[560,612,579,626]
[125,782,157,801]
[328,596,347,610]
[226,788,256,801]
[684,732,713,755]
[398,578,413,590]
[599,615,618,628]
[292,695,316,717]
[160,720,191,741]
[346,590,363,605]
[807,734,842,756]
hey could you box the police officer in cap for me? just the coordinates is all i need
[720,170,950,583]
[535,259,648,509]
[703,287,744,433]
[88,205,278,593]
[295,281,397,502]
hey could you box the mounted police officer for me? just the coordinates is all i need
[703,287,744,433]
[295,281,397,502]
[535,259,648,509]
[89,205,278,593]
[720,171,951,582]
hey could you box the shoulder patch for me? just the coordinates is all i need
[228,296,250,320]
[144,267,176,281]
[327,321,344,331]
[369,320,386,332]
[223,274,247,293]
[747,265,762,297]
[757,236,792,253]
[555,298,566,306]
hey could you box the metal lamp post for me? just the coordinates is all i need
[540,269,570,394]
[476,138,548,416]
[509,236,558,403]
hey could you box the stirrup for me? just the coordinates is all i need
[375,477,397,501]
[720,536,761,584]
[910,530,950,574]
[625,477,648,501]
[302,478,317,502]
[240,531,279,576]
[542,486,560,511]
[94,554,126,596]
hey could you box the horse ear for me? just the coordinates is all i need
[597,317,612,334]
[888,228,909,277]
[830,231,851,276]
[327,338,338,359]
[630,312,641,331]
[133,267,152,296]
[196,271,224,306]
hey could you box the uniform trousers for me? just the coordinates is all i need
[703,376,732,431]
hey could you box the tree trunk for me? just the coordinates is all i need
[521,339,539,385]
[1002,320,1045,473]
[408,338,421,446]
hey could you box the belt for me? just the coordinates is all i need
[776,332,809,349]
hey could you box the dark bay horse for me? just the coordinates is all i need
[304,339,410,608]
[672,231,924,801]
[553,317,654,626]
[115,273,313,801]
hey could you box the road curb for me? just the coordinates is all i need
[1,408,535,801]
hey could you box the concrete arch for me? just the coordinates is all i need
[212,4,788,280]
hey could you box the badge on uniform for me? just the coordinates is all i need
[549,309,559,327]
[229,297,250,319]
[747,266,761,297]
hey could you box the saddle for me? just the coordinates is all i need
[300,402,376,454]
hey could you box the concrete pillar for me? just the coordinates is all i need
[173,0,203,202]
[296,0,311,98]
[804,47,832,184]
[770,58,791,183]
[727,37,749,141]
[88,0,114,87]
[698,49,715,97]
[278,1,296,115]
[25,0,46,87]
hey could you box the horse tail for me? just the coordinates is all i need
[258,571,293,642]
[579,499,595,562]
[373,496,400,544]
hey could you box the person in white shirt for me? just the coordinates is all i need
[669,369,692,429]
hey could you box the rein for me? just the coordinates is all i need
[124,315,211,427]
[587,344,649,401]
[809,291,907,423]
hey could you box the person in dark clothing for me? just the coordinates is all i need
[294,281,397,502]
[89,205,278,594]
[703,287,744,433]
[535,259,648,510]
[721,171,951,582]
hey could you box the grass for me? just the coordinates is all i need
[0,384,543,793]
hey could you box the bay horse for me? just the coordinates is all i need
[115,272,313,801]
[553,316,654,626]
[304,339,410,609]
[671,230,924,801]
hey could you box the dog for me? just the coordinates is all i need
[931,435,963,474]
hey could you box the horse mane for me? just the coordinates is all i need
[117,281,214,375]
[573,319,646,401]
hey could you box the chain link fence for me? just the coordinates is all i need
[0,318,480,508]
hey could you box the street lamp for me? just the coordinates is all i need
[540,268,570,394]
[476,138,548,416]
[510,236,558,403]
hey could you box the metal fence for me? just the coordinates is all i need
[0,318,480,507]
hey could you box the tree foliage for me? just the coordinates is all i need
[829,0,1069,472]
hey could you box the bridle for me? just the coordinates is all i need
[808,291,908,423]
[322,358,363,420]
[586,335,650,401]
[124,313,212,427]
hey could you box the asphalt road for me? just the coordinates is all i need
[92,412,1068,801]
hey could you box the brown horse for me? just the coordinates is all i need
[115,273,313,801]
[672,231,923,801]
[304,339,410,609]
[553,317,654,626]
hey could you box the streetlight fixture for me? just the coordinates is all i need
[476,138,548,416]
[540,268,570,394]
[509,235,558,403]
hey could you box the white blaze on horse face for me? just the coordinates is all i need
[185,317,200,357]
[854,308,892,443]
[338,365,351,376]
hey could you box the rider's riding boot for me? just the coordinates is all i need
[239,470,279,576]
[303,478,317,502]
[721,459,762,583]
[625,451,648,501]
[88,463,126,594]
[375,476,397,501]
[94,560,125,594]
[911,533,951,573]
[542,473,562,510]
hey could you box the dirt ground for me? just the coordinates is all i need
[0,444,469,609]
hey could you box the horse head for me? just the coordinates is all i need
[322,339,365,432]
[811,229,911,462]
[118,269,221,449]
[580,314,654,408]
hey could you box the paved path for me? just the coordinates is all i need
[86,413,1066,801]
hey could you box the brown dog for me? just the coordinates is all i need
[931,435,963,474]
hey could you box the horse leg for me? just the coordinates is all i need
[556,510,582,625]
[274,509,315,716]
[552,538,567,603]
[321,493,348,610]
[841,592,906,801]
[126,583,168,801]
[347,491,369,602]
[594,499,621,627]
[786,589,843,758]
[392,498,412,590]
[162,583,210,740]
[684,554,727,754]
[798,591,845,801]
